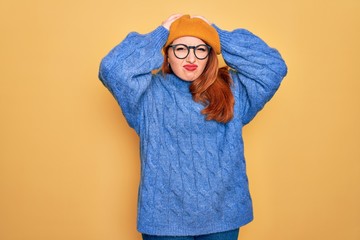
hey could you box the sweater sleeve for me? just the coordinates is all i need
[98,26,169,132]
[213,25,288,125]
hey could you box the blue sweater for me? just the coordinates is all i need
[99,25,287,236]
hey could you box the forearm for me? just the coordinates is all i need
[99,26,168,92]
[214,24,287,90]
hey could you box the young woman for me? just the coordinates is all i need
[99,14,287,240]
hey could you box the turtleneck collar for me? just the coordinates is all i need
[162,73,193,94]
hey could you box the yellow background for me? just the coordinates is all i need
[1,0,359,239]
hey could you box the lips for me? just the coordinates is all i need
[183,64,198,71]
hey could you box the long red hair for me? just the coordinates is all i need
[162,48,234,123]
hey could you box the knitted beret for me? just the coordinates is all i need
[164,15,221,54]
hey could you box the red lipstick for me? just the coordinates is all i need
[183,64,198,71]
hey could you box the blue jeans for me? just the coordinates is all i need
[142,228,239,240]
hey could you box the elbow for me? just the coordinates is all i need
[279,59,288,79]
[98,57,112,86]
[271,48,288,80]
[273,57,288,82]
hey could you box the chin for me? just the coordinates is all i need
[182,73,200,82]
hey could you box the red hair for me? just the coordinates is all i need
[162,49,234,123]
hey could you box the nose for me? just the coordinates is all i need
[186,49,196,63]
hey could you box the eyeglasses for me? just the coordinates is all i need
[169,44,211,60]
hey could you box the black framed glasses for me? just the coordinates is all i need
[169,44,211,60]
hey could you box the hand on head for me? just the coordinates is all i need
[162,14,211,30]
[162,14,183,30]
[191,15,212,25]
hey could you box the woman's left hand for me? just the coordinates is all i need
[162,14,183,30]
[191,15,212,25]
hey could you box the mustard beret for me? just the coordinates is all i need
[164,15,221,54]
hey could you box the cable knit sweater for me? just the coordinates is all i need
[99,24,287,236]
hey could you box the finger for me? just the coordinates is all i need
[162,13,183,30]
[168,13,183,24]
[192,15,211,25]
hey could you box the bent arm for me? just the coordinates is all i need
[99,26,169,132]
[214,25,287,125]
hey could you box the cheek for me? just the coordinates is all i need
[167,51,177,64]
[168,55,183,70]
[198,60,209,73]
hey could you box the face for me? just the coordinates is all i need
[167,36,209,82]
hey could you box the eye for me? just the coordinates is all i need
[175,46,187,52]
[196,45,208,52]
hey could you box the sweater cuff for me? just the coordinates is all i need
[214,24,262,50]
[148,26,169,50]
[212,24,235,49]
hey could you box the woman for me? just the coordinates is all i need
[99,14,287,240]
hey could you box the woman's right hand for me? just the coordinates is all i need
[162,14,183,30]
